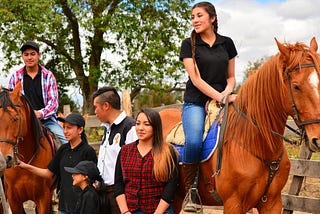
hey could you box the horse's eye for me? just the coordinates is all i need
[293,83,300,91]
[13,117,19,122]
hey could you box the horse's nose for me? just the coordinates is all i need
[0,154,6,177]
[310,137,320,152]
[5,155,13,168]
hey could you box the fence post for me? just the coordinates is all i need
[282,143,312,214]
[63,105,71,116]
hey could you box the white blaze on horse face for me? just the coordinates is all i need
[309,70,319,98]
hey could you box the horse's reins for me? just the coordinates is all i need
[210,63,320,205]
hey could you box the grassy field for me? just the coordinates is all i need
[284,135,320,160]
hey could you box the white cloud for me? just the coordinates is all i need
[2,0,320,90]
[194,0,320,83]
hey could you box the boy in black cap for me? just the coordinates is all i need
[65,160,102,214]
[8,40,67,145]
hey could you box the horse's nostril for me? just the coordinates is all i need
[0,155,6,177]
[5,155,13,168]
[311,137,320,149]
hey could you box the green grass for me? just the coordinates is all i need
[284,136,320,160]
[86,127,104,143]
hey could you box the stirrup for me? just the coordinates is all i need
[182,187,203,213]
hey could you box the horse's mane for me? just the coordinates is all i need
[226,41,319,157]
[0,89,43,150]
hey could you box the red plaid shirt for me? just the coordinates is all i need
[120,142,165,214]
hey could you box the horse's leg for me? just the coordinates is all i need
[256,196,282,214]
[34,192,53,214]
[7,201,25,214]
[223,196,252,214]
[34,201,52,214]
[173,194,183,214]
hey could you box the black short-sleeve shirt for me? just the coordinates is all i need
[48,141,97,212]
[23,66,45,110]
[180,33,238,104]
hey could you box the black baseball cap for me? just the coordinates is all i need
[20,40,40,53]
[64,161,100,182]
[57,113,85,127]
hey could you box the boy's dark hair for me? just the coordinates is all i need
[92,86,121,109]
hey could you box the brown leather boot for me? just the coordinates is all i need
[182,163,202,212]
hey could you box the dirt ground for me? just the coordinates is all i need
[179,175,320,214]
[21,169,319,213]
[21,175,320,214]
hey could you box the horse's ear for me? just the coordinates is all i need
[310,37,318,52]
[275,37,290,59]
[11,81,22,102]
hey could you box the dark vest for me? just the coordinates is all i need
[102,116,136,146]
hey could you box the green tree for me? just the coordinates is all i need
[235,57,268,92]
[0,0,191,113]
[244,57,268,82]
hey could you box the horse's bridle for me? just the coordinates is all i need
[258,62,320,203]
[213,63,320,204]
[0,104,24,165]
[286,63,320,130]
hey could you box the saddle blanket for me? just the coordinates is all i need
[174,120,220,163]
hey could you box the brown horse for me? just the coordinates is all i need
[0,82,54,214]
[160,37,320,213]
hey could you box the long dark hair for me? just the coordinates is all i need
[137,108,177,182]
[191,2,218,61]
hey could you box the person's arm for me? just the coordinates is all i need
[37,68,59,120]
[114,152,131,214]
[153,199,170,214]
[184,57,224,102]
[17,160,53,179]
[185,57,237,104]
[8,75,16,90]
[116,194,131,214]
[221,57,237,102]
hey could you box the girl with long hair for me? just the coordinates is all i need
[114,108,178,214]
[180,2,238,211]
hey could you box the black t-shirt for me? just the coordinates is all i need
[75,185,100,214]
[23,66,45,110]
[180,33,238,104]
[48,141,98,212]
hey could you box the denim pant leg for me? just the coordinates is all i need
[59,211,75,214]
[182,102,206,163]
[131,205,174,214]
[43,118,68,144]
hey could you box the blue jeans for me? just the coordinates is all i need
[43,117,68,144]
[59,211,75,214]
[182,102,206,163]
[132,205,174,214]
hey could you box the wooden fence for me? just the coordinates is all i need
[282,144,320,213]
[76,104,320,213]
